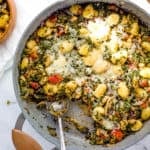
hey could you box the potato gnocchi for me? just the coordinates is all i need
[19,3,150,146]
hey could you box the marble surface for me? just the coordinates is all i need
[0,0,150,150]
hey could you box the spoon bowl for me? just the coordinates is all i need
[49,100,69,117]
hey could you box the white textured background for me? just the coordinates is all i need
[0,0,150,150]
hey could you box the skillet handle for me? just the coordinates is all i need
[13,113,58,150]
[14,113,25,130]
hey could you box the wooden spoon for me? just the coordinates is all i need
[12,129,42,150]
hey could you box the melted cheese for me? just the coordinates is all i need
[92,56,110,74]
[102,120,115,130]
[46,55,67,75]
[87,18,110,42]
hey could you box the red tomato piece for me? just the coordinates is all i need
[139,79,148,88]
[48,74,63,84]
[49,15,57,23]
[57,26,65,37]
[29,82,39,89]
[30,52,38,60]
[140,102,148,109]
[108,4,119,11]
[111,129,124,141]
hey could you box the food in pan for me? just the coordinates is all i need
[0,0,10,36]
[19,3,150,145]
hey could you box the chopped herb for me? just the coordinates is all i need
[6,100,16,106]
[47,126,57,137]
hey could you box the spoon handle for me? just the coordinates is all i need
[58,117,66,150]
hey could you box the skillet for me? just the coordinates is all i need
[13,0,150,149]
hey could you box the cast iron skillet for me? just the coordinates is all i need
[13,0,150,150]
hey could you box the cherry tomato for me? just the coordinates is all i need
[139,79,148,87]
[29,82,39,89]
[49,15,57,23]
[30,52,38,60]
[57,26,65,37]
[140,102,148,109]
[111,129,124,141]
[48,74,63,84]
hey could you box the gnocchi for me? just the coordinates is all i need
[44,55,52,67]
[120,120,128,131]
[65,81,77,92]
[130,22,139,36]
[121,16,129,25]
[70,5,82,15]
[78,44,89,56]
[59,40,74,54]
[117,82,130,99]
[111,50,128,65]
[20,57,29,70]
[109,40,119,53]
[82,4,98,19]
[83,50,101,66]
[112,65,123,75]
[93,84,107,98]
[141,107,150,121]
[92,59,110,74]
[79,28,89,37]
[26,40,37,49]
[92,106,105,121]
[37,27,52,38]
[43,83,58,96]
[45,19,55,28]
[140,68,150,79]
[141,41,150,52]
[106,13,120,26]
[135,88,148,99]
[131,120,143,131]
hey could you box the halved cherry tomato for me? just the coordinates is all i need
[108,4,119,11]
[29,82,39,89]
[49,15,57,23]
[111,129,124,141]
[48,74,63,84]
[30,52,38,60]
[140,102,148,109]
[57,26,65,37]
[139,79,148,88]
